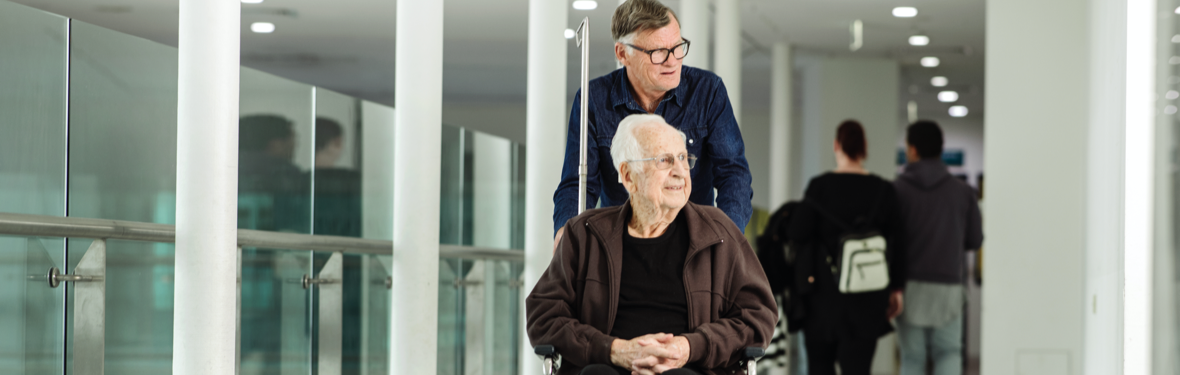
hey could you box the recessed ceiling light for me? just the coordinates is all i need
[949,106,969,117]
[573,0,598,10]
[920,57,940,67]
[1173,35,1180,43]
[1167,105,1179,115]
[251,22,275,34]
[1174,6,1180,14]
[931,76,948,87]
[1168,90,1180,100]
[909,35,930,46]
[893,7,918,18]
[564,29,576,39]
[241,0,263,3]
[938,91,959,103]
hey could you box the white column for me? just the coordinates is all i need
[521,0,568,373]
[768,42,790,208]
[173,0,239,373]
[713,0,741,124]
[983,0,1138,372]
[678,0,711,70]
[390,0,443,373]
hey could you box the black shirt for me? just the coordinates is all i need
[611,211,691,341]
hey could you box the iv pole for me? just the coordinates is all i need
[575,17,590,215]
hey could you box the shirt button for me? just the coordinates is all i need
[689,139,694,144]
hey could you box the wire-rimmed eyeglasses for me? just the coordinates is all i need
[625,153,698,170]
[625,38,691,64]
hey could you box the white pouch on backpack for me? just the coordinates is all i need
[837,234,890,294]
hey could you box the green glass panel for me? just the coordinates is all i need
[240,248,311,374]
[360,254,390,374]
[438,257,467,375]
[24,237,67,374]
[239,68,315,374]
[439,125,465,245]
[0,1,68,372]
[66,20,179,374]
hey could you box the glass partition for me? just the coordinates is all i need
[439,126,527,249]
[0,1,530,374]
[239,68,316,374]
[1157,0,1180,371]
[0,1,68,373]
[67,20,179,373]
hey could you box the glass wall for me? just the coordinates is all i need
[438,125,526,375]
[1158,0,1180,372]
[66,20,179,374]
[0,1,528,374]
[0,1,68,373]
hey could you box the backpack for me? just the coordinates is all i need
[805,187,891,294]
[756,201,811,334]
[756,201,800,296]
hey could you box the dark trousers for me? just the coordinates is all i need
[804,333,879,375]
[579,364,702,375]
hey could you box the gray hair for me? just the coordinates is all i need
[612,0,678,41]
[610,114,687,182]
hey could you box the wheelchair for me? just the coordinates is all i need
[533,345,765,375]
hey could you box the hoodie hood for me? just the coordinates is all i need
[899,159,952,191]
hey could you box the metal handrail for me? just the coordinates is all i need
[0,212,522,261]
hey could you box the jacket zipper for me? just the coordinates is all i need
[586,223,618,335]
[682,238,722,338]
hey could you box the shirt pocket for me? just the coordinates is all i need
[682,126,708,158]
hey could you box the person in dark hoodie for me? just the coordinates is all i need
[893,121,983,375]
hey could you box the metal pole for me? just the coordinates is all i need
[390,0,444,373]
[576,18,590,215]
[174,0,239,372]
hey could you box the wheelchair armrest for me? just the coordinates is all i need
[535,345,559,375]
[743,346,765,360]
[534,345,557,356]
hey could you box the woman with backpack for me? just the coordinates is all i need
[786,120,907,375]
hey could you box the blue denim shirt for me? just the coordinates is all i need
[552,66,753,235]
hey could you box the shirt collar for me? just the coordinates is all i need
[611,67,686,111]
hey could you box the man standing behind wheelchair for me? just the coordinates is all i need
[527,115,777,375]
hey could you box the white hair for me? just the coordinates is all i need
[616,33,637,62]
[610,114,687,182]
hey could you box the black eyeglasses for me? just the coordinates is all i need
[625,38,690,64]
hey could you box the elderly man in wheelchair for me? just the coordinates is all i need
[526,114,778,375]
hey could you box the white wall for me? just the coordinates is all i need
[794,54,901,189]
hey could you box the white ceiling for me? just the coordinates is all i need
[11,0,985,141]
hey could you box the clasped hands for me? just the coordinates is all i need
[610,333,690,375]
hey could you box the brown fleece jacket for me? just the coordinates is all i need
[526,201,778,375]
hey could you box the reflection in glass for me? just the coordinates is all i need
[239,68,315,374]
[240,249,312,374]
[1159,0,1180,371]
